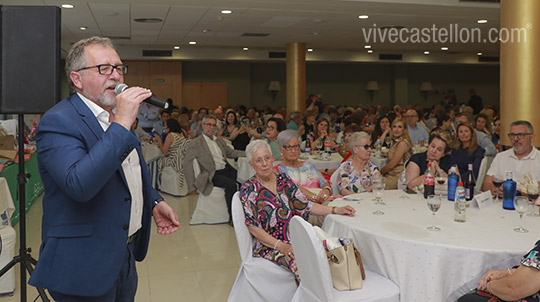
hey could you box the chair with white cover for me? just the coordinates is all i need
[330,170,340,196]
[228,192,298,302]
[476,155,494,193]
[289,216,400,302]
[189,159,230,225]
[159,166,188,197]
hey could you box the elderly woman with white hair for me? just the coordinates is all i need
[336,131,381,195]
[240,139,355,282]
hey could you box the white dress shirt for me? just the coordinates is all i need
[78,93,143,236]
[203,133,227,170]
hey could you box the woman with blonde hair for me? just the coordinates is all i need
[380,118,413,189]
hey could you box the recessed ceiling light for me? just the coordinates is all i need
[312,19,324,23]
[441,47,449,51]
[221,10,232,14]
[424,51,430,55]
[477,19,488,24]
[477,52,483,56]
[313,32,319,36]
[174,46,180,50]
[79,26,88,31]
[307,48,314,52]
[243,47,248,51]
[61,4,74,9]
[189,41,197,45]
[133,18,162,23]
[367,50,373,54]
[364,45,371,49]
[358,15,369,19]
[202,29,210,33]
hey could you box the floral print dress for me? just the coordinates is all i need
[240,172,313,281]
[336,159,380,193]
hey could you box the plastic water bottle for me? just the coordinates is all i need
[376,136,382,153]
[454,182,466,222]
[447,165,459,201]
[502,171,517,210]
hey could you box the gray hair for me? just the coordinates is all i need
[456,113,474,124]
[246,139,271,163]
[349,131,371,154]
[289,111,301,120]
[202,115,217,124]
[65,36,116,90]
[510,120,534,133]
[277,130,301,148]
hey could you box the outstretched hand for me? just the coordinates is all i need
[153,202,180,235]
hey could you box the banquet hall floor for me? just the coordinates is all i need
[0,193,241,302]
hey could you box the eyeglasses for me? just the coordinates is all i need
[253,155,273,165]
[282,144,300,151]
[76,64,128,75]
[356,144,371,150]
[508,133,532,139]
[204,123,217,127]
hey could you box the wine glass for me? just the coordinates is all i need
[385,136,392,147]
[436,172,446,186]
[492,174,504,202]
[514,196,529,233]
[426,195,441,231]
[399,173,410,199]
[372,178,386,215]
[316,139,323,151]
[527,183,540,217]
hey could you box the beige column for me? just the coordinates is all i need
[500,0,540,146]
[286,43,306,116]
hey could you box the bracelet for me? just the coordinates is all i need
[332,206,336,214]
[273,239,281,250]
[323,187,332,194]
[507,268,513,275]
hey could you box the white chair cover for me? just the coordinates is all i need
[228,192,298,302]
[330,170,340,196]
[475,156,488,192]
[289,216,400,302]
[159,166,188,197]
[189,160,229,225]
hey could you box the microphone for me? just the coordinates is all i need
[114,83,169,109]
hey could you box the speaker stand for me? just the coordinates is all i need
[0,114,49,302]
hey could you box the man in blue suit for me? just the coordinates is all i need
[28,36,180,301]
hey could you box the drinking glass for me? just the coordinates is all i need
[399,173,410,199]
[385,136,392,147]
[514,196,529,233]
[372,178,386,215]
[492,174,504,202]
[526,183,540,217]
[435,172,446,185]
[316,139,323,151]
[426,195,441,231]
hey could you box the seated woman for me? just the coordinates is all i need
[475,113,492,140]
[240,140,355,282]
[405,131,456,189]
[265,117,286,160]
[154,119,190,188]
[453,122,485,179]
[336,131,381,195]
[370,116,391,148]
[309,118,336,152]
[458,227,540,301]
[299,111,316,141]
[380,118,413,189]
[430,114,454,137]
[492,117,501,147]
[218,110,240,142]
[336,124,363,162]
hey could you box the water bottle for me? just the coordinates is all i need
[376,136,382,153]
[424,163,435,198]
[454,182,466,222]
[447,165,459,201]
[502,171,517,210]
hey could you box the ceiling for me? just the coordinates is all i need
[0,0,501,63]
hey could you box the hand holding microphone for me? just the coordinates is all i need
[115,83,169,109]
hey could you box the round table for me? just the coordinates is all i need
[323,190,539,302]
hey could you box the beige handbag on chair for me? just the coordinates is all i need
[326,240,365,290]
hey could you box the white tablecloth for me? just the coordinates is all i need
[323,190,539,302]
[236,152,343,184]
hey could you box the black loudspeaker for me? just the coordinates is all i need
[0,6,60,114]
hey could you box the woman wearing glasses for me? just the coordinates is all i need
[405,131,456,189]
[240,140,355,283]
[336,132,381,195]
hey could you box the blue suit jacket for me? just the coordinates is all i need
[28,94,161,296]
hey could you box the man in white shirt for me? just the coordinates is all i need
[404,109,429,145]
[184,115,245,220]
[482,120,540,194]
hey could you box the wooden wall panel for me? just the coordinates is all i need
[182,83,227,110]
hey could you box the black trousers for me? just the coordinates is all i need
[212,163,239,219]
[457,292,492,302]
